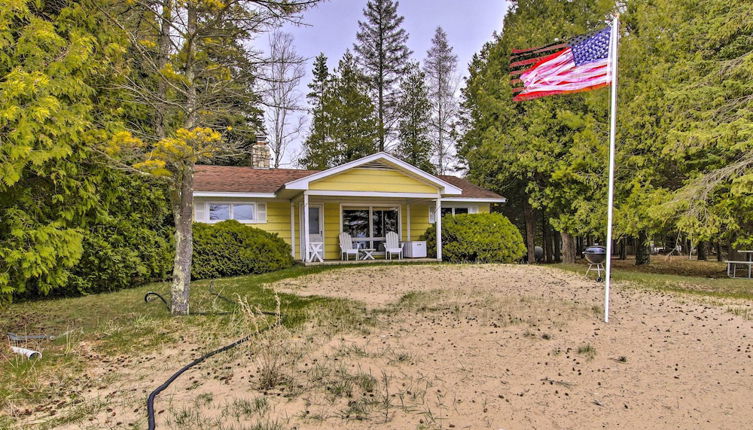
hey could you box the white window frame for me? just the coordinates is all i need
[340,203,403,252]
[200,201,267,224]
[429,204,478,223]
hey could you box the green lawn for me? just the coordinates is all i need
[555,259,753,300]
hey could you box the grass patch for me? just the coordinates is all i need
[0,264,370,416]
[555,263,753,300]
[577,343,596,360]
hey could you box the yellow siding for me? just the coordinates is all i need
[309,168,438,194]
[193,198,296,257]
[408,203,432,241]
[478,203,491,213]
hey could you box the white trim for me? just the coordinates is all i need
[306,190,438,199]
[194,191,277,198]
[435,197,442,261]
[282,152,463,195]
[303,193,310,262]
[441,197,506,203]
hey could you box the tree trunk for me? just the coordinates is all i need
[619,238,627,260]
[636,230,650,265]
[542,213,552,263]
[697,240,707,260]
[154,0,173,139]
[171,166,194,315]
[561,231,576,264]
[523,199,536,264]
[716,242,723,262]
[553,232,561,263]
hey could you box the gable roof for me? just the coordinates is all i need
[282,153,462,195]
[193,158,505,202]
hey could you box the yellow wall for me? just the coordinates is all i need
[310,168,438,194]
[194,198,492,261]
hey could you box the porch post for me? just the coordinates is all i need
[407,203,411,241]
[435,197,442,261]
[290,200,295,258]
[303,192,310,262]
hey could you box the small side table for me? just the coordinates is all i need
[359,248,376,260]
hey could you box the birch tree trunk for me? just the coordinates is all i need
[171,165,194,315]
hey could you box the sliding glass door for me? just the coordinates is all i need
[342,206,399,252]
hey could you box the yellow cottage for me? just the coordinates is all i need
[192,152,505,263]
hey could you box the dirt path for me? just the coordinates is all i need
[41,264,753,429]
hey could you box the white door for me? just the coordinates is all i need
[300,205,323,260]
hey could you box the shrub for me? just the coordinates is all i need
[67,223,172,295]
[192,220,293,279]
[421,213,526,263]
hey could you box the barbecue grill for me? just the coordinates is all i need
[584,245,606,281]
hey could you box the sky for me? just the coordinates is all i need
[273,0,511,166]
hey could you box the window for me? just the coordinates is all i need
[342,206,399,251]
[204,202,266,223]
[430,205,477,223]
[209,203,230,221]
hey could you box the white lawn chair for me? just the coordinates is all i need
[384,232,403,260]
[339,232,359,261]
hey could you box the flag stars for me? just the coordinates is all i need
[571,27,611,66]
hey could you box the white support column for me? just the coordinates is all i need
[290,200,295,258]
[435,197,442,261]
[303,192,310,262]
[407,203,411,241]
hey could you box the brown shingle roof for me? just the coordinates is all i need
[438,175,504,200]
[194,165,318,193]
[193,165,504,200]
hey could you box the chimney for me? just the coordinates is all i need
[252,135,271,169]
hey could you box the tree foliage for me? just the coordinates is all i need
[395,63,434,173]
[354,0,411,151]
[300,51,378,169]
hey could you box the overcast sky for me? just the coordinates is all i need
[272,0,510,167]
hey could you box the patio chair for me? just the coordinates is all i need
[384,231,403,260]
[339,232,359,261]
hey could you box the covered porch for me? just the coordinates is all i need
[288,192,444,264]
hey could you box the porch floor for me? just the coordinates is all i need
[303,257,438,266]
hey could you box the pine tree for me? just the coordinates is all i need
[396,64,434,173]
[301,51,378,169]
[424,26,459,174]
[354,0,412,152]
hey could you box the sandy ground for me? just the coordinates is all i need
[25,264,753,429]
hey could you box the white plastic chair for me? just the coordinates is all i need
[339,232,358,261]
[384,232,403,260]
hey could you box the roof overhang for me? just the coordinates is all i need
[193,191,277,199]
[281,152,463,195]
[441,197,507,203]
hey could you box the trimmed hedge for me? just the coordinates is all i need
[192,220,294,279]
[421,213,526,263]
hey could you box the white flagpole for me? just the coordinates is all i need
[604,14,619,323]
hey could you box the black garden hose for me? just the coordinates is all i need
[145,322,278,429]
[142,283,285,429]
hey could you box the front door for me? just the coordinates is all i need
[300,205,323,261]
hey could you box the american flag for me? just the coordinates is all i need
[510,27,613,102]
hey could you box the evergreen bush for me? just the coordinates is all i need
[421,213,526,263]
[192,220,293,279]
